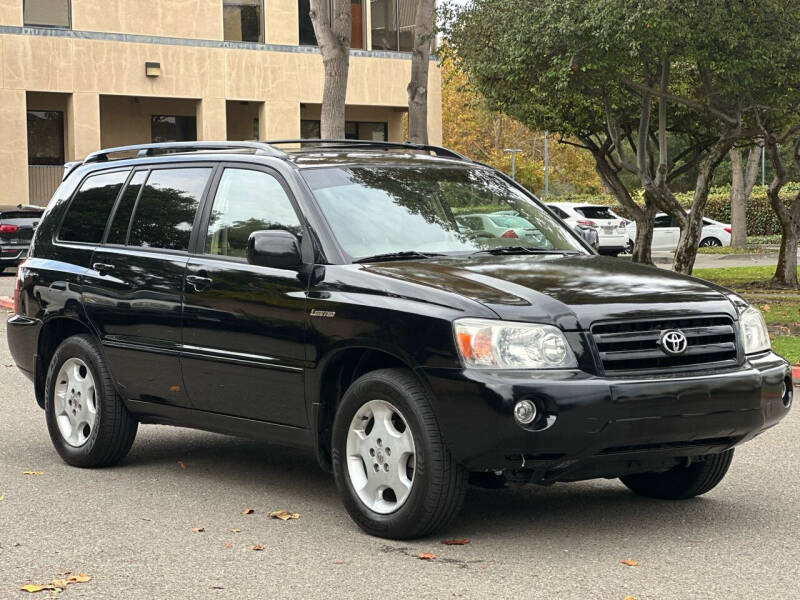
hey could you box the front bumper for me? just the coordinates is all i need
[420,352,791,480]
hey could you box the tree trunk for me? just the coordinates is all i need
[729,144,761,247]
[407,0,436,144]
[672,134,735,274]
[764,137,800,287]
[310,0,351,139]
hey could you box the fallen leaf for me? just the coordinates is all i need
[620,560,639,567]
[441,538,470,545]
[622,596,638,600]
[418,552,436,561]
[269,510,299,521]
[762,304,771,312]
[20,584,51,593]
[0,494,4,502]
[225,542,233,549]
[230,529,241,533]
[192,527,205,533]
[177,461,187,470]
[66,573,91,584]
[241,508,255,515]
[22,471,44,476]
[252,544,264,551]
[50,579,68,590]
[332,560,347,565]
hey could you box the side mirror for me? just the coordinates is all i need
[574,224,599,251]
[246,230,302,269]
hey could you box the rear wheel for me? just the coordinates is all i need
[620,450,734,500]
[332,369,467,539]
[699,237,722,247]
[45,334,138,468]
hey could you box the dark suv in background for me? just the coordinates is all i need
[0,204,44,273]
[7,141,792,540]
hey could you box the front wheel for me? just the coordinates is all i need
[620,450,734,500]
[45,334,138,468]
[699,237,722,247]
[332,369,467,539]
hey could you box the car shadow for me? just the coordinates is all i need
[122,426,758,542]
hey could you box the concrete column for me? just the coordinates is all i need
[0,89,29,204]
[66,92,101,160]
[197,97,227,141]
[259,101,300,141]
[265,0,299,46]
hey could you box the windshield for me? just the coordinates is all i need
[302,166,586,261]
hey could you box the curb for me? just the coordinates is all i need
[0,296,12,311]
[793,366,800,384]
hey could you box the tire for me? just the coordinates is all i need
[0,266,5,274]
[699,237,722,247]
[331,368,467,539]
[620,450,734,500]
[45,334,138,468]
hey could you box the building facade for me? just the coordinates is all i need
[0,0,442,205]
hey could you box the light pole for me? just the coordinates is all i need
[504,148,522,180]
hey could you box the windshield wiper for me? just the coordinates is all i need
[354,251,445,264]
[471,247,581,256]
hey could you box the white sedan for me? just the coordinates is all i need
[626,214,732,251]
[546,202,630,255]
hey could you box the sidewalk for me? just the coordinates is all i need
[621,251,790,270]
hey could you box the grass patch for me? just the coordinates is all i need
[692,266,782,287]
[772,336,800,365]
[697,246,773,255]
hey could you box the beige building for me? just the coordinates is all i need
[0,0,442,205]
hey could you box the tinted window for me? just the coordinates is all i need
[60,170,129,243]
[223,0,263,43]
[548,206,569,219]
[107,171,147,245]
[24,0,71,27]
[128,168,211,251]
[654,215,674,228]
[576,206,615,219]
[205,169,301,258]
[299,1,364,48]
[27,111,65,165]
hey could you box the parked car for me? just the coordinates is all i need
[456,212,546,245]
[0,204,44,273]
[7,141,792,540]
[626,214,732,252]
[546,202,629,255]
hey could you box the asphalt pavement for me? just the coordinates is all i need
[0,270,798,600]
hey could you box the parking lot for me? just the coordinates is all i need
[0,269,798,600]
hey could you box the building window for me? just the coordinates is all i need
[298,0,366,49]
[223,0,264,43]
[23,0,71,28]
[151,116,198,143]
[301,119,388,141]
[27,111,65,165]
[370,0,416,52]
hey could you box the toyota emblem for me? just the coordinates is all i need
[660,330,688,355]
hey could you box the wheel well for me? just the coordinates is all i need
[316,348,410,470]
[34,318,94,408]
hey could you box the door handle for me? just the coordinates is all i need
[93,262,115,274]
[186,274,213,292]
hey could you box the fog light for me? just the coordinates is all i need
[514,399,537,425]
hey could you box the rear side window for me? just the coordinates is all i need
[60,170,129,243]
[107,171,147,245]
[575,206,614,220]
[128,168,212,251]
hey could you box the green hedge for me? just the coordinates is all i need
[555,184,800,236]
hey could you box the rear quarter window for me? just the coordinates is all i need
[59,170,130,243]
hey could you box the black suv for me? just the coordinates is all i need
[0,204,44,273]
[7,141,792,540]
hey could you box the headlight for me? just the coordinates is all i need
[739,306,770,354]
[454,318,578,369]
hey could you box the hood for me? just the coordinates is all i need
[360,254,737,330]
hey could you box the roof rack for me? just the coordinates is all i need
[83,141,286,165]
[267,139,469,161]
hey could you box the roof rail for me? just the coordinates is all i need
[83,141,286,165]
[267,139,470,161]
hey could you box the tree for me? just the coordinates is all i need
[447,0,800,274]
[729,145,762,247]
[309,0,351,139]
[407,0,437,144]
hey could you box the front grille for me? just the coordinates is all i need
[591,315,739,374]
